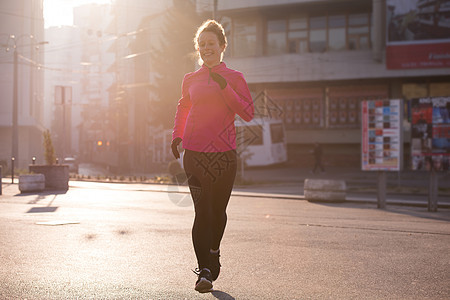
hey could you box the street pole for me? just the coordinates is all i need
[213,0,218,19]
[12,48,18,167]
[377,170,386,209]
[428,168,438,212]
[5,35,47,170]
[11,157,15,184]
[62,87,66,161]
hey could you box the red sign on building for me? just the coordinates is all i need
[386,0,450,70]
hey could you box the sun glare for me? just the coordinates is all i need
[44,0,111,28]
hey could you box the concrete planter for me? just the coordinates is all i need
[29,165,69,191]
[19,174,45,193]
[304,179,346,202]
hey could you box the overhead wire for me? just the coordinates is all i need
[0,10,44,21]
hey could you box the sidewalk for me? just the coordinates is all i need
[2,171,449,209]
[241,165,450,190]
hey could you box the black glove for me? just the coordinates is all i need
[171,137,182,159]
[210,72,227,89]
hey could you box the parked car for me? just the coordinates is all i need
[63,157,79,173]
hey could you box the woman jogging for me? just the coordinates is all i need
[171,19,254,293]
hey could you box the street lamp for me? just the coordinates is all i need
[1,34,48,169]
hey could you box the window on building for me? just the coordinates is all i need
[221,16,232,59]
[236,10,371,57]
[233,19,257,57]
[270,123,285,144]
[328,15,346,51]
[288,16,308,53]
[267,19,287,55]
[267,89,324,129]
[348,13,370,50]
[309,16,327,52]
[236,125,263,146]
[328,85,388,128]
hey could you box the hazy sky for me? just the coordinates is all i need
[44,0,112,28]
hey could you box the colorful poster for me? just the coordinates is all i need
[411,97,450,171]
[386,0,450,69]
[362,99,402,171]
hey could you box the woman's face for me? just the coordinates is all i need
[198,31,225,68]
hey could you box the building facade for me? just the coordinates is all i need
[0,0,46,170]
[44,25,82,161]
[104,0,173,172]
[202,0,450,167]
[73,4,115,166]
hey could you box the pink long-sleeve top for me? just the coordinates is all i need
[172,62,254,153]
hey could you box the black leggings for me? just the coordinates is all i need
[183,149,237,270]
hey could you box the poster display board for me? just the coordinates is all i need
[361,99,403,171]
[411,97,450,171]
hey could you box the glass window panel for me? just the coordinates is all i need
[329,28,346,51]
[267,20,286,55]
[268,19,286,32]
[234,20,257,56]
[237,125,263,146]
[329,15,346,28]
[288,30,307,39]
[267,32,287,55]
[299,40,308,53]
[348,36,357,50]
[288,40,297,53]
[360,36,370,49]
[270,123,284,143]
[234,35,256,56]
[289,17,307,30]
[289,39,309,53]
[235,20,256,33]
[310,29,326,52]
[349,13,368,26]
[348,26,369,34]
[310,16,326,29]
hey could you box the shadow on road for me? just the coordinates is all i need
[211,290,235,300]
[13,190,65,214]
[26,206,58,213]
[15,190,67,198]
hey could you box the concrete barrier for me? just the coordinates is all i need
[29,165,69,191]
[19,174,45,193]
[304,179,346,202]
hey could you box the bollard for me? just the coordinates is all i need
[304,179,346,202]
[0,165,2,195]
[11,157,15,184]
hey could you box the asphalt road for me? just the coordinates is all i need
[1,181,449,299]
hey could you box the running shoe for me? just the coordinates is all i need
[193,268,213,293]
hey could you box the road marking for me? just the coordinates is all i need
[36,220,80,226]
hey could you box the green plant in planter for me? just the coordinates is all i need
[43,129,56,165]
[28,130,68,191]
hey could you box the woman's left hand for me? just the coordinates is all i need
[210,72,227,89]
[171,137,182,159]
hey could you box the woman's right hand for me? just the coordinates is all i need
[171,137,182,159]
